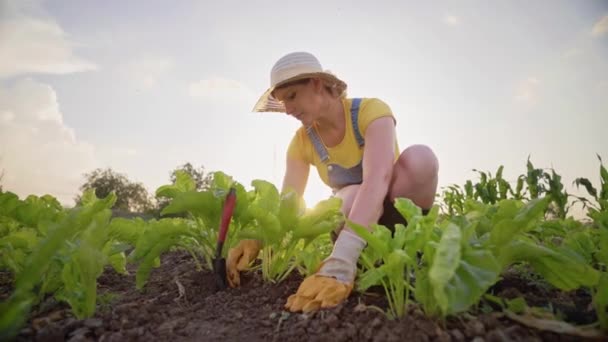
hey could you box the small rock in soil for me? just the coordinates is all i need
[83,318,103,328]
[67,335,94,342]
[68,326,90,338]
[99,331,123,342]
[31,317,49,331]
[168,307,182,315]
[479,313,501,331]
[416,319,438,336]
[465,320,486,337]
[158,317,185,333]
[360,326,373,341]
[125,328,142,339]
[371,317,382,328]
[435,329,451,342]
[94,327,105,336]
[324,313,339,329]
[413,331,431,342]
[486,329,510,342]
[108,319,120,331]
[344,322,357,339]
[371,330,386,342]
[36,324,65,342]
[309,321,328,334]
[62,318,79,331]
[48,310,65,321]
[450,329,465,342]
[503,325,529,340]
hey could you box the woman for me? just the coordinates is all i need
[227,51,439,313]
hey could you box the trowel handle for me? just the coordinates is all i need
[218,187,236,244]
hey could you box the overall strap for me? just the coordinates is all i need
[350,98,364,147]
[305,98,365,163]
[306,126,329,162]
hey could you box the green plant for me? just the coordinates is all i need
[574,154,608,221]
[238,181,342,283]
[0,190,117,339]
[350,220,415,319]
[154,170,249,270]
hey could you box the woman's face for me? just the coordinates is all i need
[273,78,325,126]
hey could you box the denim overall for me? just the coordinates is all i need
[305,98,364,192]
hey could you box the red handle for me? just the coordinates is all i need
[218,187,236,244]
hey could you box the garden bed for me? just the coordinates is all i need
[7,251,604,342]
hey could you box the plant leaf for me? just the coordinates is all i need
[429,222,462,314]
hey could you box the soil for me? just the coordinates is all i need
[4,250,607,342]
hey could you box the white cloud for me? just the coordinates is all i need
[0,78,98,205]
[515,77,541,103]
[591,15,608,37]
[188,78,255,101]
[0,0,97,79]
[99,147,138,158]
[122,57,174,90]
[124,148,137,156]
[443,14,461,26]
[562,48,583,59]
[0,110,15,123]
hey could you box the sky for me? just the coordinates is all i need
[0,0,607,217]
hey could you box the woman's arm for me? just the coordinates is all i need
[281,156,310,197]
[346,116,396,231]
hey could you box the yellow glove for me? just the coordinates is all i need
[226,239,262,288]
[285,274,353,312]
[285,229,366,313]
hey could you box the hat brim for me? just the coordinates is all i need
[252,72,347,113]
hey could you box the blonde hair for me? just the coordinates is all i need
[322,79,347,99]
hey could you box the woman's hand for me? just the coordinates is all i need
[226,239,262,287]
[285,229,366,312]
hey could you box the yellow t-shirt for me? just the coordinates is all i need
[287,97,400,188]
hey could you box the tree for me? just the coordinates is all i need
[154,162,211,217]
[76,168,154,213]
[169,162,210,191]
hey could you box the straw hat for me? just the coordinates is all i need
[252,52,347,113]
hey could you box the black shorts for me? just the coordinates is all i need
[378,196,430,229]
[331,196,429,241]
[378,196,407,229]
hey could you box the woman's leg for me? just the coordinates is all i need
[388,144,439,210]
[377,144,439,228]
[332,145,438,235]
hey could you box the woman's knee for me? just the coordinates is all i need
[397,144,439,183]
